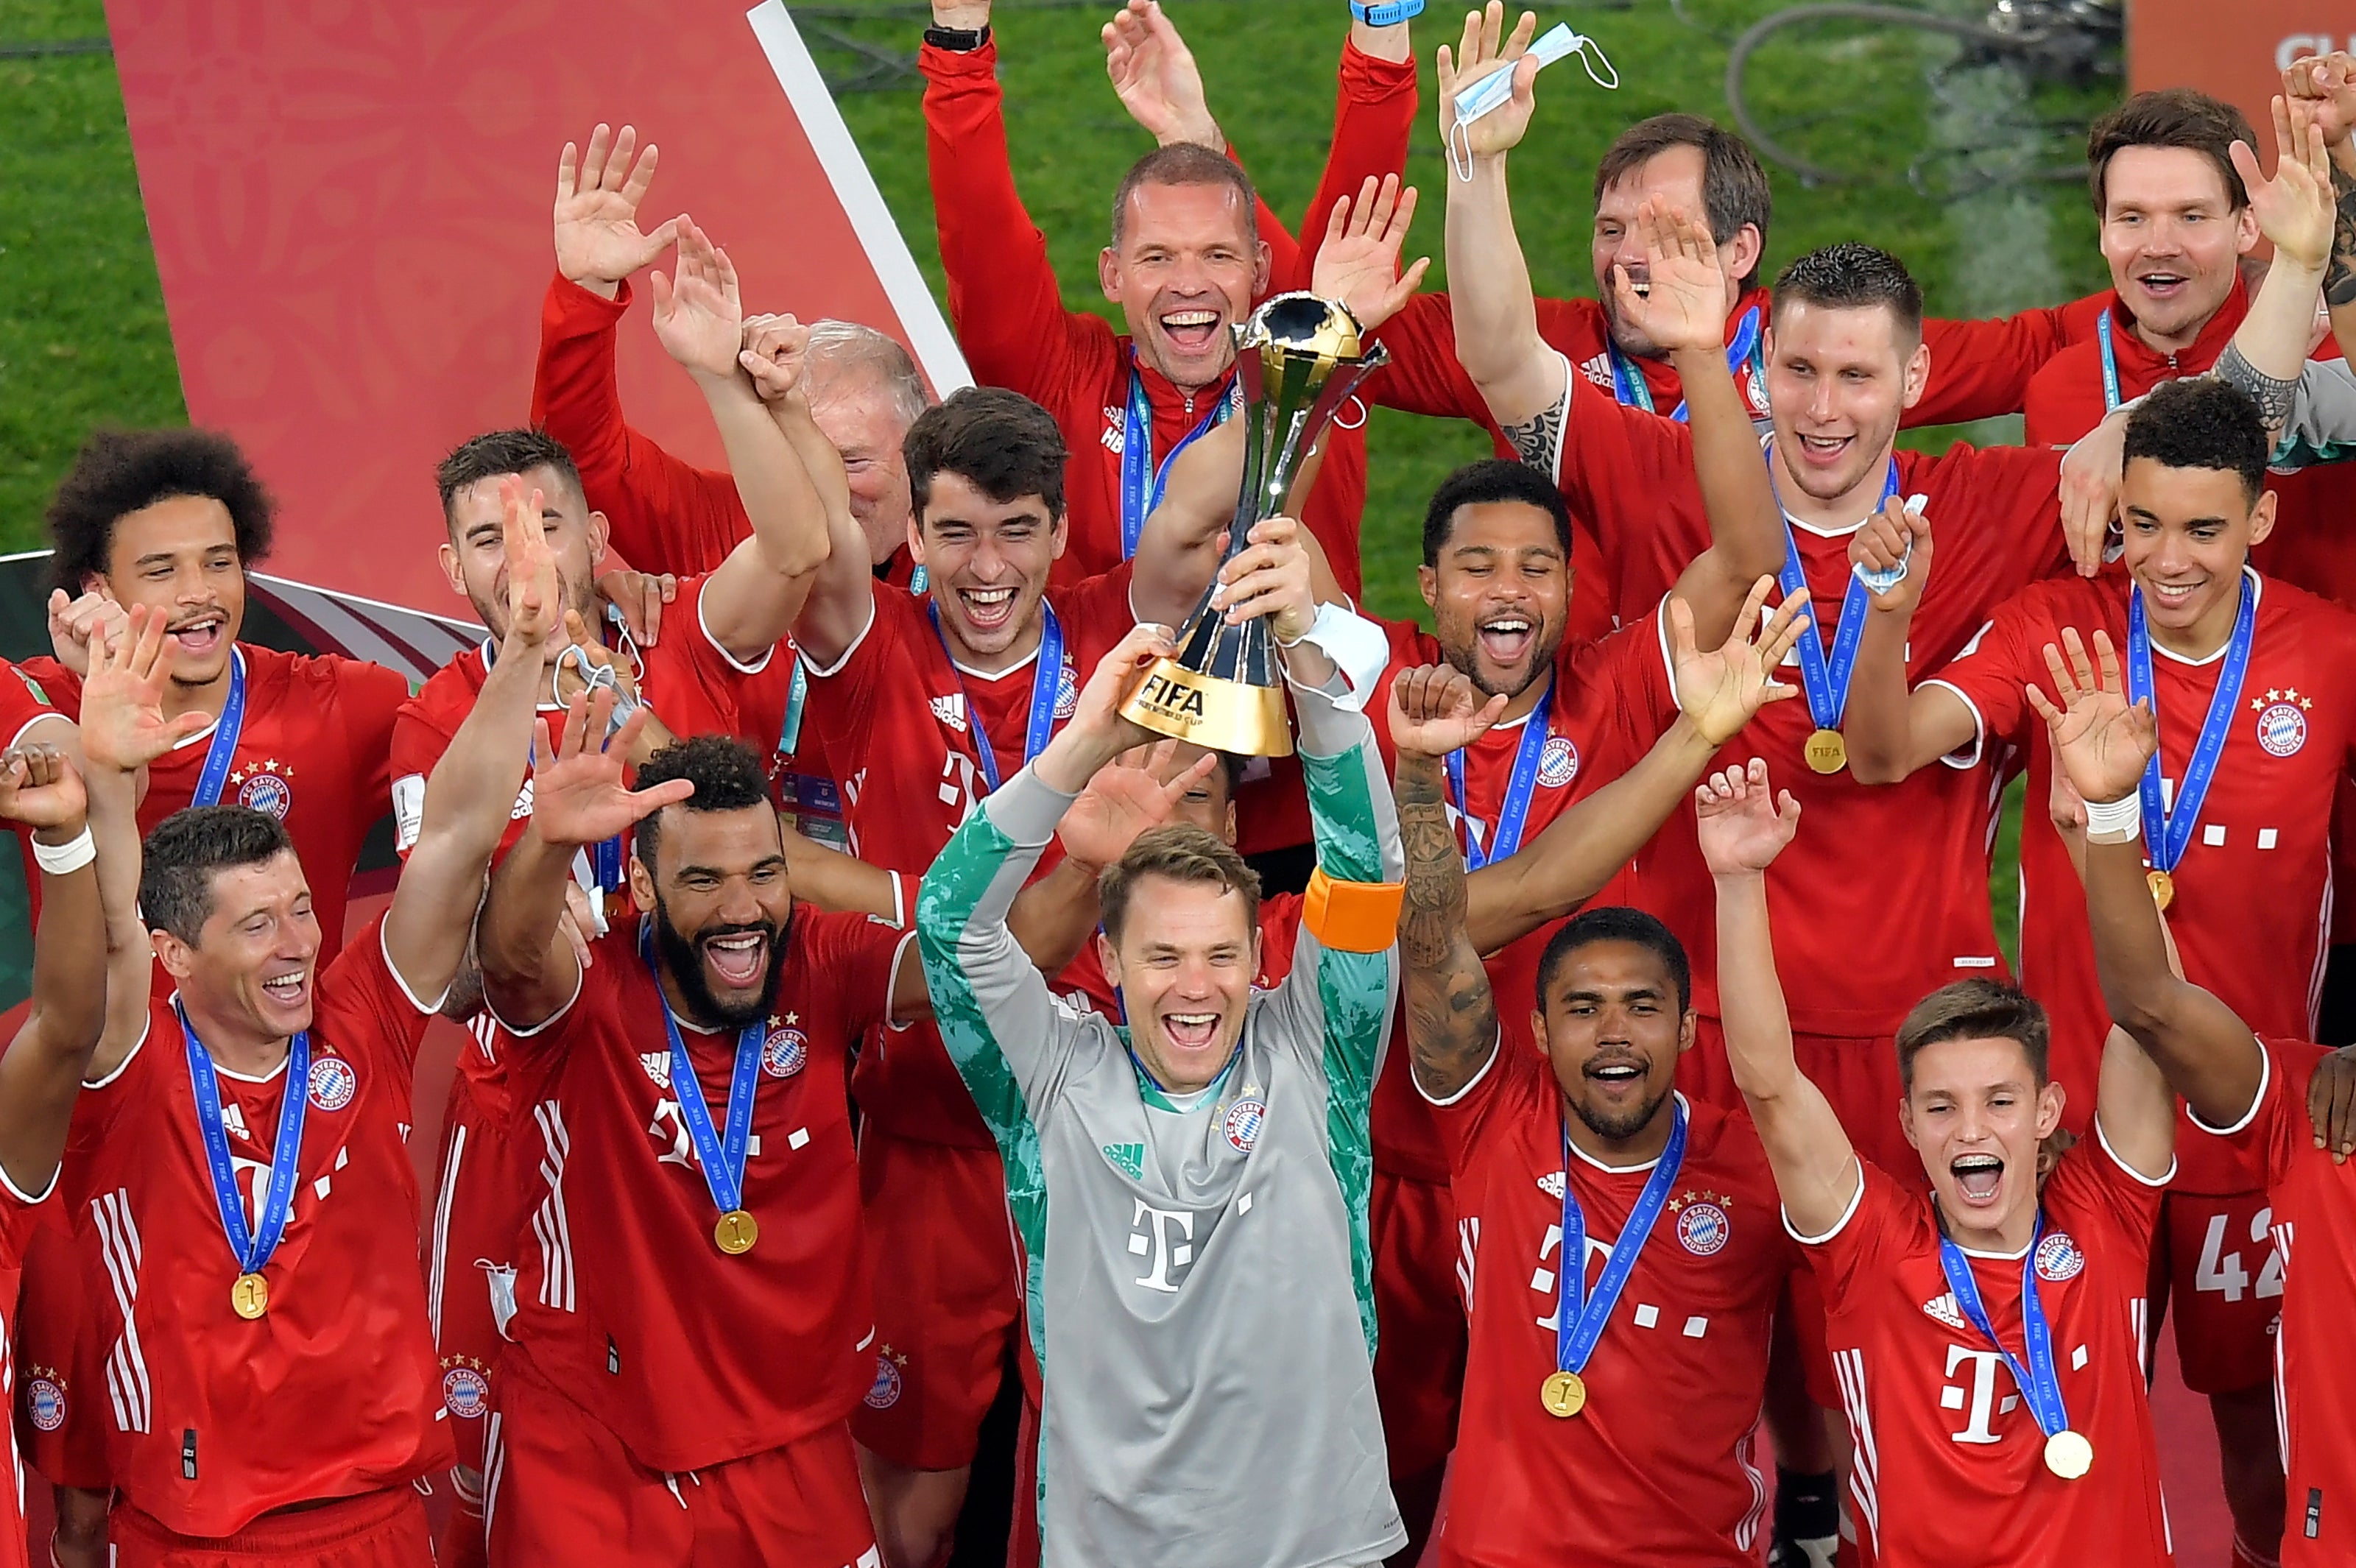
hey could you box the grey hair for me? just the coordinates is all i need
[804,320,931,431]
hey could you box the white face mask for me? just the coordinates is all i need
[1447,24,1621,182]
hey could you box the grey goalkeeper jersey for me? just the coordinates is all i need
[916,679,1406,1568]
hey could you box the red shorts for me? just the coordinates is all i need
[2158,1188,2281,1395]
[1369,1168,1464,1479]
[15,1202,110,1491]
[424,1065,521,1568]
[484,1349,878,1568]
[110,1486,432,1568]
[850,1129,1019,1471]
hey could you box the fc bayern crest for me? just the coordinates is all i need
[2256,702,2308,758]
[864,1352,904,1410]
[1054,661,1080,720]
[1676,1200,1732,1257]
[762,1024,808,1079]
[442,1366,490,1419]
[2034,1230,2085,1282]
[1223,1096,1267,1152]
[237,771,293,819]
[307,1054,358,1112]
[24,1376,65,1433]
[1537,735,1579,789]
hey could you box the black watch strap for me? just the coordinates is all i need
[923,24,991,50]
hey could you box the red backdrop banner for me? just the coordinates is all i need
[2132,4,2348,144]
[103,0,967,616]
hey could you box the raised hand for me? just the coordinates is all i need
[2025,627,2157,808]
[2229,94,2336,271]
[1386,664,1509,759]
[1609,197,1728,355]
[2058,406,2127,577]
[1695,757,1801,876]
[0,745,87,835]
[1669,578,1807,746]
[528,691,692,850]
[1213,515,1317,643]
[1434,4,1542,163]
[650,220,745,383]
[1311,175,1431,333]
[554,124,683,296]
[77,605,214,774]
[596,570,677,648]
[1058,739,1219,872]
[1854,498,1933,618]
[46,588,127,678]
[2285,50,2356,153]
[501,478,562,653]
[738,312,813,408]
[1102,1,1220,149]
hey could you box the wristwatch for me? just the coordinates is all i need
[1350,0,1423,24]
[923,23,991,50]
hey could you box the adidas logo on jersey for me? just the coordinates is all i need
[1578,352,1614,391]
[512,779,535,821]
[638,1053,673,1090]
[930,694,968,734]
[1536,1170,1566,1199]
[1921,1292,1966,1331]
[1102,1143,1145,1180]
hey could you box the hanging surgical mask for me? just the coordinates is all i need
[1447,23,1620,181]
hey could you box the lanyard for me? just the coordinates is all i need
[643,926,764,1220]
[1121,363,1234,557]
[776,565,929,761]
[1936,1216,2070,1444]
[498,639,626,891]
[2095,310,2123,414]
[1773,461,1900,732]
[180,1000,308,1280]
[191,648,248,807]
[928,600,1064,793]
[1554,1099,1688,1377]
[1607,304,1766,422]
[2125,573,2256,877]
[1444,683,1553,870]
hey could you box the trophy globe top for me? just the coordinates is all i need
[1235,292,1374,375]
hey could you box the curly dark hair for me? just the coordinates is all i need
[632,735,777,869]
[2123,378,2269,504]
[47,428,275,596]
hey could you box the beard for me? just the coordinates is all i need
[1568,1074,1675,1143]
[1435,621,1561,702]
[470,570,596,643]
[652,899,783,1031]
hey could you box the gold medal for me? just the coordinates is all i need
[2146,869,2173,911]
[2043,1428,2094,1480]
[713,1209,759,1256]
[1539,1369,1587,1419]
[230,1272,269,1320]
[1803,728,1848,775]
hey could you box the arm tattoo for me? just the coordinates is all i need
[2329,163,2356,310]
[1394,755,1500,1101]
[1502,384,1570,478]
[2214,342,2299,434]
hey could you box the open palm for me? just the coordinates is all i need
[1670,580,1805,747]
[1058,742,1214,870]
[651,222,744,381]
[2026,628,2156,807]
[1612,199,1727,355]
[554,124,680,289]
[1102,1,1217,148]
[1434,6,1541,161]
[529,698,691,849]
[1311,176,1430,333]
[80,607,211,774]
[1694,759,1800,875]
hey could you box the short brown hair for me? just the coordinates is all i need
[2087,89,2254,216]
[1594,113,1774,289]
[1097,824,1260,947]
[1894,980,2050,1093]
[902,386,1068,523]
[1110,143,1259,250]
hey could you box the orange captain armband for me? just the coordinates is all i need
[1301,866,1406,953]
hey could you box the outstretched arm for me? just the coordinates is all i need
[1842,504,1983,783]
[0,745,105,1196]
[1704,760,1861,1235]
[2218,94,2339,431]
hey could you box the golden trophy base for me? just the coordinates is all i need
[1120,658,1294,757]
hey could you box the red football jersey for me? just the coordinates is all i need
[802,570,1134,1147]
[0,1176,50,1568]
[1538,402,2070,1034]
[0,657,61,749]
[2207,1039,2356,1566]
[1433,1050,1793,1568]
[1928,566,2356,1190]
[22,645,405,959]
[1805,1145,2170,1568]
[63,918,452,1536]
[492,908,907,1473]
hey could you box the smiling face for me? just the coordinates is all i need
[1099,180,1269,392]
[912,472,1066,668]
[1532,939,1695,1145]
[1098,873,1260,1095]
[1764,301,1928,509]
[632,802,794,1031]
[1419,499,1571,703]
[155,849,323,1043]
[2117,456,2271,650]
[808,376,916,568]
[92,494,249,691]
[439,464,605,643]
[2099,145,2255,353]
[1900,1034,2065,1245]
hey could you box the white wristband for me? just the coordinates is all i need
[2081,793,2141,840]
[30,826,96,875]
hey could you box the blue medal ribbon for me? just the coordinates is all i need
[1444,684,1553,871]
[928,600,1064,793]
[1774,461,1900,734]
[190,649,247,807]
[1554,1099,1689,1379]
[643,925,764,1221]
[179,1000,308,1287]
[1936,1216,2073,1446]
[1121,361,1234,557]
[2125,573,2256,879]
[1606,304,1766,423]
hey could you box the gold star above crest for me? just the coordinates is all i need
[2268,689,2283,703]
[783,1011,799,1025]
[228,769,246,785]
[263,758,281,773]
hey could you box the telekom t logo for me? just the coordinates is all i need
[1942,1345,2012,1444]
[1129,1200,1196,1292]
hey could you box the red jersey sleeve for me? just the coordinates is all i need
[317,915,445,1081]
[2043,1120,2171,1257]
[797,908,912,1042]
[1279,41,1417,294]
[0,659,61,748]
[799,586,914,788]
[1593,599,1683,738]
[1933,442,2070,582]
[327,657,409,836]
[2197,1036,2329,1191]
[1912,290,2110,428]
[529,272,750,577]
[921,39,1116,412]
[1919,585,2051,767]
[1791,1157,1911,1307]
[1423,1033,1539,1178]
